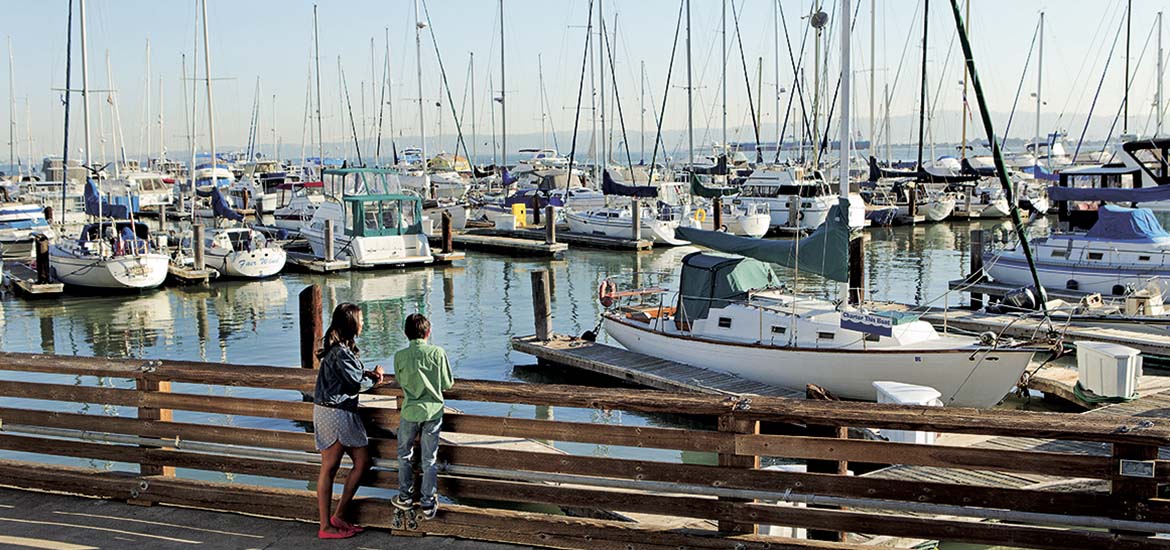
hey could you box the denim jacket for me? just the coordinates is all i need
[314,345,364,411]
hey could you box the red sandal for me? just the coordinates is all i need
[317,528,356,540]
[331,517,364,534]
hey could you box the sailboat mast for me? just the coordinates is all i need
[414,0,427,189]
[640,60,645,164]
[313,4,324,177]
[159,75,165,162]
[1158,11,1164,137]
[598,0,606,169]
[470,53,477,165]
[1124,0,1130,136]
[145,39,151,165]
[200,0,216,174]
[7,38,15,176]
[916,0,929,169]
[79,0,91,170]
[499,0,506,167]
[840,0,852,302]
[776,0,783,157]
[812,1,821,170]
[1036,11,1044,172]
[959,0,969,159]
[60,0,73,224]
[870,0,876,158]
[686,0,693,169]
[721,0,727,165]
[538,53,546,150]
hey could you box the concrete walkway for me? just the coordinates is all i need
[0,488,531,550]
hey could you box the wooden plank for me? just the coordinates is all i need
[736,434,1116,479]
[0,381,314,421]
[135,378,174,477]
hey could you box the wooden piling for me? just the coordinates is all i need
[806,423,849,542]
[324,220,335,262]
[193,224,205,270]
[35,235,51,284]
[713,196,723,231]
[848,234,866,305]
[716,414,759,535]
[43,206,54,224]
[544,206,556,244]
[788,199,800,229]
[441,210,454,254]
[1110,443,1159,536]
[136,378,174,478]
[969,229,985,310]
[907,184,919,219]
[631,199,642,241]
[299,285,323,370]
[241,188,251,211]
[530,270,552,341]
[531,196,542,226]
[159,205,167,232]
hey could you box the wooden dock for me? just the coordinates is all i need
[285,251,351,273]
[166,263,214,285]
[446,232,568,258]
[2,261,63,297]
[492,227,653,251]
[511,333,805,398]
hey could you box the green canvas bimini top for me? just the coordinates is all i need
[678,252,779,324]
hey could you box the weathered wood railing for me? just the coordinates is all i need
[0,352,1169,549]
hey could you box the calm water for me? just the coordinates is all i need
[0,216,1039,491]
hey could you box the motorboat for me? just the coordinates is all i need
[0,202,56,259]
[737,166,866,231]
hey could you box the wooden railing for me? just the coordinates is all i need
[0,352,1169,549]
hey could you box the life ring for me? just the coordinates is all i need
[692,209,707,224]
[598,279,618,308]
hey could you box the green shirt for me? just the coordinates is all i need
[393,339,454,422]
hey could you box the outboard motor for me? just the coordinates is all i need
[989,286,1041,313]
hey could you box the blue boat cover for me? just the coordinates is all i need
[1048,184,1170,203]
[1085,205,1170,242]
[675,198,851,282]
[84,179,130,219]
[602,170,658,198]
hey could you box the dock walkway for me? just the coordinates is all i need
[511,334,805,398]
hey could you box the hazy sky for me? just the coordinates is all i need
[3,0,1167,164]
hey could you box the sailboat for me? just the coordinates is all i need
[600,0,1042,408]
[200,187,286,279]
[49,0,169,291]
[564,171,696,246]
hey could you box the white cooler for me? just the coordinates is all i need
[873,381,943,445]
[1076,341,1141,398]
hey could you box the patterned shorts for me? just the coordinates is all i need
[313,405,369,451]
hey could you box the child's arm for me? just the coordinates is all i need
[439,351,454,391]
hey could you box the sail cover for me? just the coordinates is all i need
[196,187,245,221]
[690,174,737,198]
[675,198,851,282]
[1047,184,1170,203]
[602,170,658,198]
[83,179,130,219]
[677,252,779,324]
[1085,205,1170,242]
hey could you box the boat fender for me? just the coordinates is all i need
[598,279,618,308]
[692,209,707,224]
[1066,279,1079,291]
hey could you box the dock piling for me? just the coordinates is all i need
[43,206,53,225]
[544,206,556,244]
[908,184,919,219]
[324,220,335,262]
[788,199,800,230]
[159,205,167,232]
[531,196,542,226]
[299,285,323,370]
[530,270,552,341]
[193,224,205,270]
[34,235,50,284]
[969,229,985,309]
[631,199,642,241]
[713,196,723,231]
[441,210,453,254]
[849,234,866,305]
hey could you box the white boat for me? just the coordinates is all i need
[49,220,169,290]
[693,198,770,238]
[204,226,286,279]
[271,181,326,233]
[987,205,1170,300]
[104,171,175,212]
[0,202,56,259]
[564,204,695,246]
[193,162,235,189]
[737,166,866,231]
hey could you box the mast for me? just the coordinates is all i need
[1158,11,1164,137]
[414,0,429,194]
[60,0,73,224]
[499,0,506,167]
[144,39,151,165]
[884,82,891,161]
[776,0,783,158]
[959,0,969,159]
[489,70,497,166]
[811,1,823,170]
[839,0,852,302]
[158,75,164,162]
[200,0,216,174]
[538,54,546,150]
[598,0,606,169]
[870,0,876,158]
[1124,0,1131,136]
[313,5,324,177]
[640,60,645,164]
[7,38,13,175]
[470,52,477,165]
[721,0,727,166]
[1036,11,1044,172]
[686,0,694,169]
[916,0,929,170]
[80,0,93,218]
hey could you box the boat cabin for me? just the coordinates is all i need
[79,221,153,256]
[342,194,423,238]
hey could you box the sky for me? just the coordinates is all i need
[2,0,1168,166]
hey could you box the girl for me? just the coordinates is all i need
[313,302,383,539]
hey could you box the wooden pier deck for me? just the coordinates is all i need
[488,227,653,251]
[285,251,352,273]
[445,232,568,258]
[2,261,63,297]
[511,334,805,398]
[166,263,215,285]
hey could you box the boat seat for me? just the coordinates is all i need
[623,306,676,323]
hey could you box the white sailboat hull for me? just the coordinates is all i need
[205,246,287,278]
[49,248,169,290]
[603,316,1035,408]
[699,211,770,238]
[564,209,691,245]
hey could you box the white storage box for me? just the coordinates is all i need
[1076,341,1141,398]
[494,215,518,231]
[420,217,435,236]
[873,381,942,445]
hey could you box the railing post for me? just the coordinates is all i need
[1111,442,1159,535]
[35,234,51,284]
[544,205,556,244]
[136,376,174,478]
[806,423,849,542]
[969,229,985,310]
[531,270,552,341]
[441,210,454,253]
[300,285,323,370]
[717,413,759,535]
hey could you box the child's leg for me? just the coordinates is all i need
[397,418,421,499]
[334,445,370,523]
[317,442,345,532]
[419,417,443,506]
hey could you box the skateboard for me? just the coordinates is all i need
[391,506,420,530]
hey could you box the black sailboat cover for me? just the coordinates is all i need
[602,170,658,198]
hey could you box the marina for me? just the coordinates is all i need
[1,0,1170,547]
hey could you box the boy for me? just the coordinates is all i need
[390,313,453,520]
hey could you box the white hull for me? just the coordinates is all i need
[48,248,169,289]
[205,246,287,278]
[564,208,691,245]
[603,316,1034,408]
[304,229,433,268]
[698,211,770,238]
[987,253,1170,299]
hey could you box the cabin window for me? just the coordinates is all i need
[817,331,835,340]
[1050,249,1067,258]
[380,201,400,230]
[717,317,733,328]
[1087,252,1104,261]
[1139,255,1151,262]
[770,325,786,334]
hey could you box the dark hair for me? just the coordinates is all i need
[404,313,430,340]
[318,303,362,358]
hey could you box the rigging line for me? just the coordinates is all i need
[421,0,474,170]
[815,0,864,159]
[601,15,635,179]
[875,0,922,156]
[1072,11,1127,164]
[1057,1,1124,128]
[1098,17,1159,158]
[775,0,813,162]
[375,29,389,164]
[563,0,596,194]
[339,63,364,166]
[646,0,686,183]
[730,0,762,163]
[1002,19,1040,141]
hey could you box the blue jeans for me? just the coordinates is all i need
[397,416,441,506]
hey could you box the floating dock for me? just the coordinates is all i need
[511,333,805,398]
[284,251,351,273]
[2,261,63,297]
[166,263,215,285]
[442,232,568,258]
[486,227,652,251]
